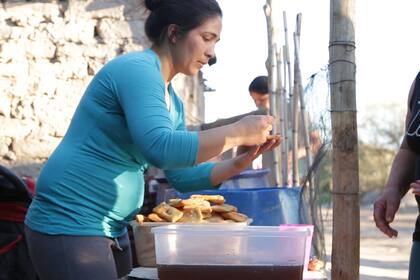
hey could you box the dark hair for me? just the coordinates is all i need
[248,76,268,94]
[144,0,222,45]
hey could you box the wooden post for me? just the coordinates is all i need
[329,0,359,279]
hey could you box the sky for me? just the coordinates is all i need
[202,0,420,127]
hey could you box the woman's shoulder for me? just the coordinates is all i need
[103,49,160,74]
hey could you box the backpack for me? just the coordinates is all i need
[0,165,38,280]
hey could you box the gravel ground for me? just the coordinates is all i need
[323,195,417,280]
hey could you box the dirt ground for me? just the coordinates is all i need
[322,196,417,280]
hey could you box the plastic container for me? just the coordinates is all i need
[219,168,271,189]
[131,219,252,267]
[152,224,309,280]
[279,224,314,272]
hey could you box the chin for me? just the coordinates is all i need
[183,68,200,76]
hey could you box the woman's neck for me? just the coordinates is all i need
[151,44,177,86]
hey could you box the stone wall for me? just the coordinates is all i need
[0,0,205,176]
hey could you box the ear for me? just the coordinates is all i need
[167,24,179,44]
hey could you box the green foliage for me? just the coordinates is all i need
[315,142,396,203]
[358,142,396,194]
[314,149,332,204]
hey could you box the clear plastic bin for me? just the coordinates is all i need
[279,224,314,272]
[152,225,309,280]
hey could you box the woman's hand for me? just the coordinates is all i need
[233,115,275,146]
[209,135,281,186]
[232,135,281,171]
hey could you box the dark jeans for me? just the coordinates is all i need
[410,241,420,280]
[25,226,132,280]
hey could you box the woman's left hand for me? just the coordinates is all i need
[232,134,282,171]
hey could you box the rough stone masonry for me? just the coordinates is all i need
[0,0,205,176]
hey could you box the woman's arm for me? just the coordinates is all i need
[195,115,274,164]
[208,137,280,185]
[164,136,280,191]
[114,57,274,169]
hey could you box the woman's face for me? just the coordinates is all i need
[172,15,222,76]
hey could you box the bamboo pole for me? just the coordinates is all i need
[329,0,359,279]
[264,0,281,187]
[291,56,299,186]
[293,14,313,187]
[283,11,296,188]
[269,45,281,187]
[293,13,327,261]
[282,45,289,186]
[276,48,288,187]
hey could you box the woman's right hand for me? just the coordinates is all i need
[373,187,402,238]
[233,115,275,146]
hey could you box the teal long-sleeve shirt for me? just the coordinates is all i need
[25,49,215,237]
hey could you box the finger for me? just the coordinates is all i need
[257,138,281,157]
[412,188,420,196]
[247,145,260,157]
[385,202,399,223]
[266,134,281,141]
[265,115,275,124]
[411,182,420,189]
[272,137,282,148]
[411,182,420,195]
[373,202,398,238]
[374,217,397,238]
[258,140,276,154]
[373,202,389,232]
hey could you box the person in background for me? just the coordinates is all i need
[24,1,280,279]
[373,71,420,280]
[200,75,270,169]
[200,75,270,131]
[248,75,270,111]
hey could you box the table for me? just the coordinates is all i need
[128,267,328,280]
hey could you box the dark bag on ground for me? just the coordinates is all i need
[0,165,38,280]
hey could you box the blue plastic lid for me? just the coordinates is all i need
[229,168,270,179]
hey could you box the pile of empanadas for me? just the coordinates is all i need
[136,194,249,224]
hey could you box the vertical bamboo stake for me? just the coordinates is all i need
[291,15,299,187]
[293,13,325,261]
[269,45,281,187]
[291,48,299,186]
[276,48,288,187]
[282,45,289,186]
[264,0,281,187]
[293,13,313,212]
[329,0,359,279]
[283,11,295,187]
[294,14,313,186]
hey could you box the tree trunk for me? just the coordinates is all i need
[329,0,359,279]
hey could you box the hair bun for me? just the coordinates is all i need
[145,0,162,11]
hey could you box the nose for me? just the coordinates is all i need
[205,44,216,60]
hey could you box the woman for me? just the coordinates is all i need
[374,71,420,280]
[24,0,280,279]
